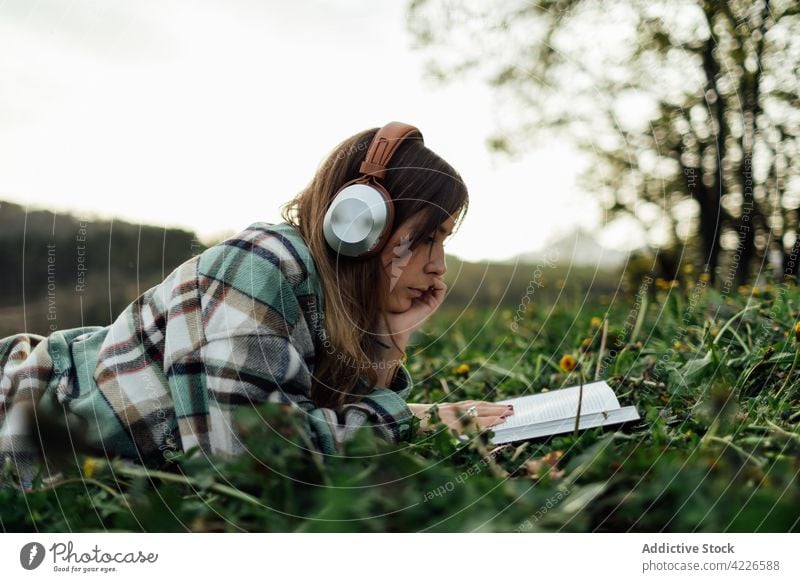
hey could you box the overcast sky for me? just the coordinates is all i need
[0,0,644,263]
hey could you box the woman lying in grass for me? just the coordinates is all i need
[0,121,513,490]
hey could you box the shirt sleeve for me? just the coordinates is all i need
[199,332,415,457]
[188,226,415,458]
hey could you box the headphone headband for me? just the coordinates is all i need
[358,122,423,181]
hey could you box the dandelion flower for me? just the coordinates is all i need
[455,363,470,375]
[542,450,563,464]
[559,354,577,373]
[590,317,602,329]
[82,457,99,479]
[794,321,800,342]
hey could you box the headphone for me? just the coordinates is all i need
[322,121,423,259]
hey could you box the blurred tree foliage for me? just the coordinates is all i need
[407,0,800,286]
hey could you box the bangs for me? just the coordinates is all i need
[398,172,468,252]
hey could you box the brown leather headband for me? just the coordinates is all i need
[358,121,424,181]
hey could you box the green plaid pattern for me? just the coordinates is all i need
[1,222,414,488]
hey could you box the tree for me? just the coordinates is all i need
[407,0,800,286]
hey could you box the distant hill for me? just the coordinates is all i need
[501,229,631,269]
[440,252,625,314]
[0,199,207,336]
[0,200,631,336]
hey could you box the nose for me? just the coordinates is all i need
[425,246,447,277]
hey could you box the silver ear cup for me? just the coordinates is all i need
[323,183,391,257]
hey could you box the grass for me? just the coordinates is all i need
[2,276,799,532]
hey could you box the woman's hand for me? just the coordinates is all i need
[408,401,514,436]
[378,277,447,344]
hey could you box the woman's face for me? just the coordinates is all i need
[379,213,454,314]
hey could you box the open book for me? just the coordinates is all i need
[471,380,640,445]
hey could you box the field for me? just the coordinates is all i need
[2,274,800,532]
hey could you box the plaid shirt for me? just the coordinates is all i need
[0,222,414,487]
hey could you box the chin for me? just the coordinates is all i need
[386,295,412,313]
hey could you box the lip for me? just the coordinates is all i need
[408,287,424,297]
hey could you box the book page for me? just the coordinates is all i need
[488,406,641,444]
[493,381,621,429]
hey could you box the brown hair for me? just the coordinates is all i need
[280,126,469,409]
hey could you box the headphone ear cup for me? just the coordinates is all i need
[323,180,394,258]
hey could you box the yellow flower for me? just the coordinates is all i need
[82,457,99,479]
[454,363,470,375]
[683,264,694,274]
[541,450,563,465]
[673,341,682,350]
[794,321,800,343]
[580,337,592,350]
[699,272,711,282]
[559,354,577,373]
[590,317,602,329]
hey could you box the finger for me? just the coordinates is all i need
[419,292,438,308]
[475,402,515,416]
[430,284,446,300]
[420,280,445,300]
[427,281,447,299]
[413,286,440,308]
[476,415,510,428]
